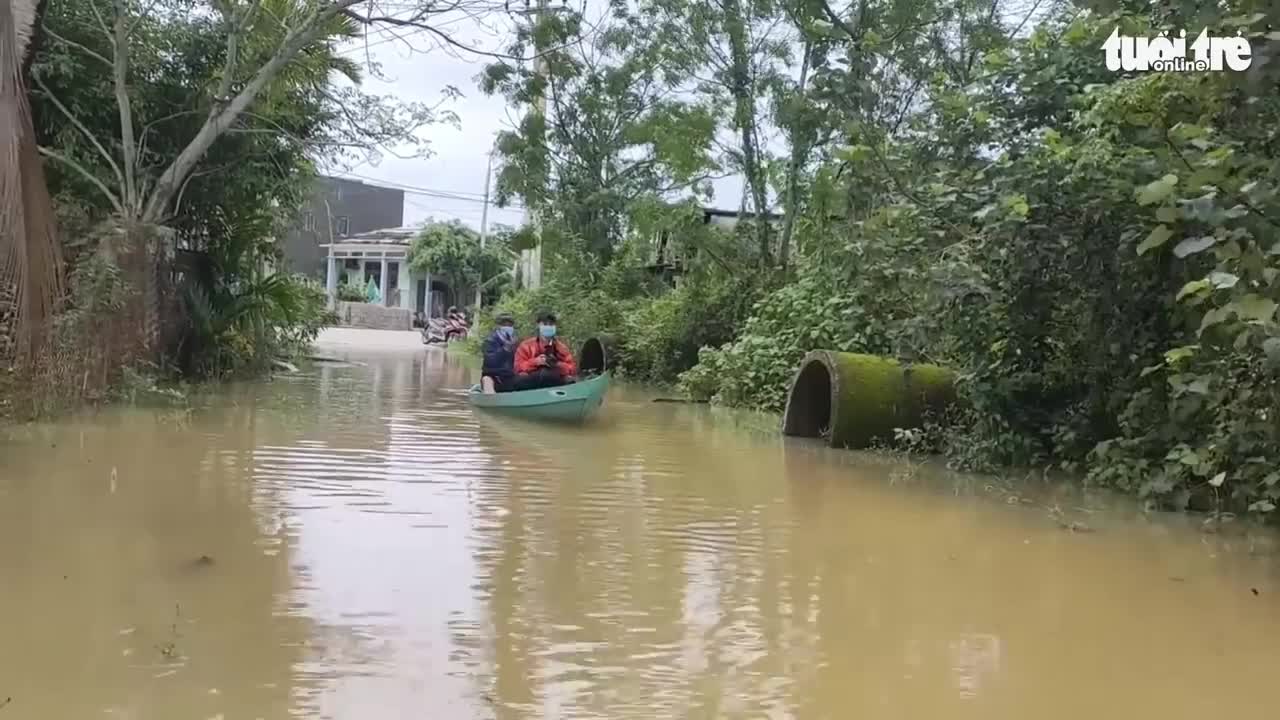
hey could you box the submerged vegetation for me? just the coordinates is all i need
[481,0,1280,516]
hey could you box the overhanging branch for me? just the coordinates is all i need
[339,6,569,62]
[142,0,373,222]
[37,146,124,214]
[30,71,126,192]
[42,28,112,67]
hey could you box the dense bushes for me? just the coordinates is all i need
[181,272,335,377]
[679,223,935,409]
[675,11,1280,515]
[503,7,1280,517]
[485,232,758,384]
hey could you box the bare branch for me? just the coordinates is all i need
[818,0,864,42]
[128,0,168,34]
[1011,0,1048,38]
[339,6,565,63]
[37,147,124,215]
[29,71,126,191]
[137,110,203,168]
[43,28,112,67]
[111,0,139,213]
[86,0,113,41]
[885,14,946,44]
[142,0,373,221]
[211,2,243,103]
[224,126,363,146]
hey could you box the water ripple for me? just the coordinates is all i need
[5,350,1276,719]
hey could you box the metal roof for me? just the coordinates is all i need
[320,226,420,247]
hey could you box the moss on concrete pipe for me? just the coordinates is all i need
[782,351,957,449]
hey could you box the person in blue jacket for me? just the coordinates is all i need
[481,312,518,393]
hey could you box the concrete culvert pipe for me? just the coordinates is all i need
[782,351,957,449]
[578,335,618,377]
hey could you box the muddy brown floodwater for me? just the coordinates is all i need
[2,346,1278,719]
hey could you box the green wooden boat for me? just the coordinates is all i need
[468,372,610,422]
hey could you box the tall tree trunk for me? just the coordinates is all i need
[778,40,812,271]
[1,0,64,367]
[141,0,367,223]
[721,0,771,267]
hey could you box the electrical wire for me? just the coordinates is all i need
[343,172,526,210]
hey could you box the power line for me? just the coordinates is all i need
[405,201,523,219]
[343,172,525,210]
[344,171,484,198]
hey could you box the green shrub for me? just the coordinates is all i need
[181,273,337,377]
[620,274,756,383]
[336,281,366,302]
[677,232,928,411]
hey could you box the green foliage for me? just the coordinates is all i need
[471,0,1280,519]
[181,271,335,377]
[601,1,1280,518]
[178,208,336,376]
[480,213,757,384]
[336,281,366,303]
[24,0,440,399]
[32,0,441,226]
[479,1,720,258]
[489,283,625,356]
[620,273,755,383]
[678,207,944,409]
[408,220,512,309]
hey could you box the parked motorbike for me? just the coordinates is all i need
[444,315,470,342]
[421,317,449,345]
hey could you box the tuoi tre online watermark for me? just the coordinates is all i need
[1103,27,1254,72]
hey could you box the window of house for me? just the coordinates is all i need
[336,216,350,236]
[303,211,315,231]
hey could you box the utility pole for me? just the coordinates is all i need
[527,0,550,290]
[476,147,493,311]
[512,0,566,291]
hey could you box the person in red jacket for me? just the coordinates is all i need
[512,311,577,390]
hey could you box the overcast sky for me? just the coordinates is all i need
[332,1,746,232]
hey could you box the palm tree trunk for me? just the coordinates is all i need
[1,0,64,367]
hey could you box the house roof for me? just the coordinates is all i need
[320,226,419,248]
[702,206,785,221]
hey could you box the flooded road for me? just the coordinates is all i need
[2,347,1278,719]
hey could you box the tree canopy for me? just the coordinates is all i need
[408,219,512,307]
[485,0,1280,516]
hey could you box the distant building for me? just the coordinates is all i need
[647,206,784,285]
[322,226,454,321]
[281,176,405,278]
[700,206,784,231]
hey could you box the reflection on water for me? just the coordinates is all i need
[2,347,1279,718]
